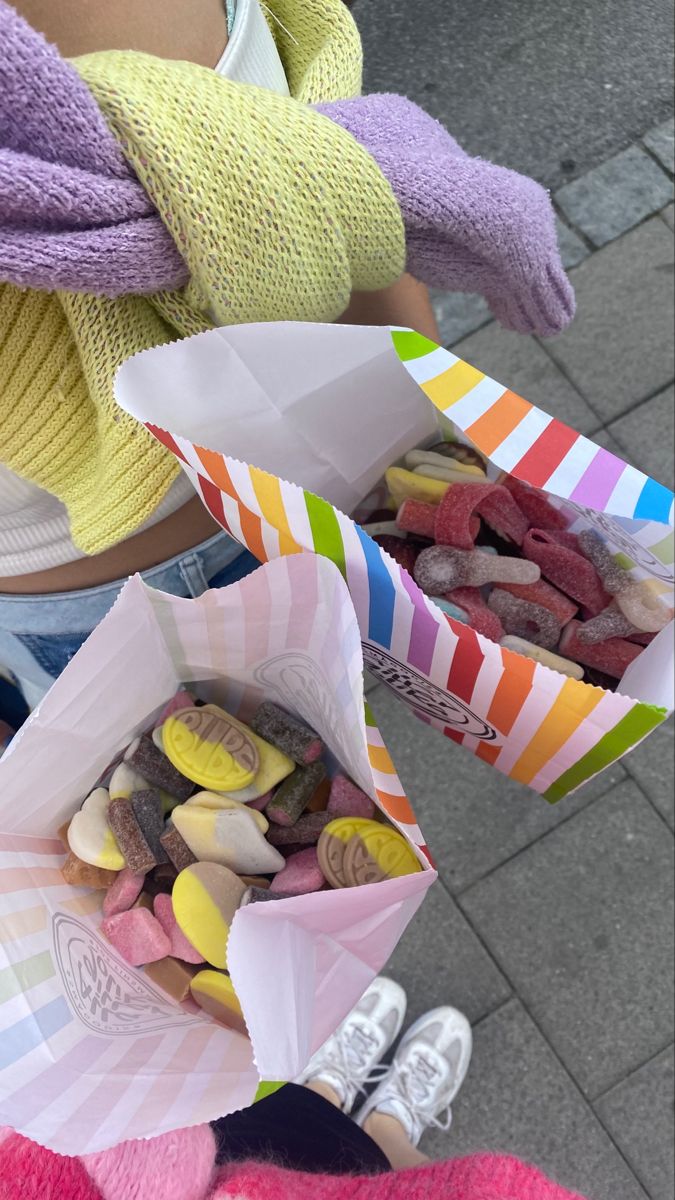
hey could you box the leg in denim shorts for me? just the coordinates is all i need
[0,532,258,714]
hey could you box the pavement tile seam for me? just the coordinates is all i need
[592,1039,675,1105]
[451,789,608,899]
[433,875,516,1017]
[621,773,675,842]
[586,381,675,442]
[533,333,607,423]
[468,999,650,1197]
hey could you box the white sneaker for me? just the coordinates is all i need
[296,976,407,1111]
[355,1006,472,1146]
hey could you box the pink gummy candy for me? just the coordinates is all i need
[271,847,325,895]
[445,588,505,641]
[503,477,569,531]
[522,528,611,615]
[101,907,171,966]
[153,893,205,964]
[488,589,561,649]
[434,482,528,550]
[396,498,437,539]
[374,535,419,575]
[246,790,273,812]
[559,620,642,679]
[327,775,375,820]
[498,578,577,626]
[102,868,145,918]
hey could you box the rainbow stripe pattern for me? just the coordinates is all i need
[140,332,673,802]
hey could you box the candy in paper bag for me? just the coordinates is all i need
[0,555,433,1154]
[115,322,674,800]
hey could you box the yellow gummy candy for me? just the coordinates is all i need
[67,788,125,871]
[385,467,449,507]
[190,969,247,1035]
[214,713,294,797]
[163,705,258,792]
[355,822,423,878]
[172,862,245,970]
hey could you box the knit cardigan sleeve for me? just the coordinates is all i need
[210,1154,591,1200]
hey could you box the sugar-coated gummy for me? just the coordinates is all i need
[127,735,194,801]
[266,810,333,845]
[251,701,323,765]
[108,798,157,874]
[131,789,168,865]
[266,762,327,828]
[488,589,561,649]
[271,847,325,894]
[522,529,611,615]
[102,907,171,967]
[327,776,375,821]
[103,867,146,917]
[160,823,197,872]
[559,620,642,679]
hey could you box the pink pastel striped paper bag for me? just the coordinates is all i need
[0,555,434,1154]
[114,322,674,801]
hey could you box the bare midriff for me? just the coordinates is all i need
[0,498,222,594]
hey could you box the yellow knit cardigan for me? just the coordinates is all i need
[0,0,404,556]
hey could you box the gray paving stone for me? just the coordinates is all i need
[460,782,675,1098]
[384,877,510,1026]
[545,218,675,421]
[644,117,675,175]
[369,685,625,893]
[555,145,674,247]
[662,202,675,231]
[452,322,598,434]
[424,999,648,1200]
[555,216,592,269]
[595,1046,674,1200]
[431,291,492,347]
[623,716,675,830]
[588,426,634,462]
[608,384,675,490]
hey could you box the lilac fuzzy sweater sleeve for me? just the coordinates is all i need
[317,93,575,337]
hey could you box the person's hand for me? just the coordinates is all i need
[318,93,575,337]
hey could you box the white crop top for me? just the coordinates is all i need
[0,0,289,576]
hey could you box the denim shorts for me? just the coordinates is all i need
[0,532,258,711]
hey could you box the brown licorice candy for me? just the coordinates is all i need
[160,823,197,872]
[131,789,168,865]
[108,798,157,874]
[126,735,193,801]
[250,701,323,765]
[266,811,332,846]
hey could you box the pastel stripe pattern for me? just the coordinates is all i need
[139,331,672,803]
[0,556,430,1153]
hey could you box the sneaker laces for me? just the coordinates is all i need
[377,1050,453,1143]
[322,1020,386,1105]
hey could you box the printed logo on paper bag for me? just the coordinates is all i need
[568,505,673,581]
[52,914,200,1036]
[363,644,498,740]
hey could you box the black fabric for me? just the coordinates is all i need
[210,1083,389,1176]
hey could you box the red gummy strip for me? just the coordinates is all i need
[396,499,437,538]
[374,534,419,575]
[446,587,505,642]
[498,577,578,625]
[559,620,642,679]
[478,488,529,546]
[522,528,611,615]
[503,476,569,531]
[435,483,527,550]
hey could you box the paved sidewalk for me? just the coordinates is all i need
[367,121,674,1200]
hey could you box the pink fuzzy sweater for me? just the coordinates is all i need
[0,1126,589,1200]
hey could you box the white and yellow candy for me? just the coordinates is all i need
[185,791,268,831]
[385,466,450,508]
[172,804,284,875]
[67,787,125,871]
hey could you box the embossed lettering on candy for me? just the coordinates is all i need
[163,705,260,792]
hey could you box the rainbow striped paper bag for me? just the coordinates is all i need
[0,555,433,1153]
[115,322,674,802]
